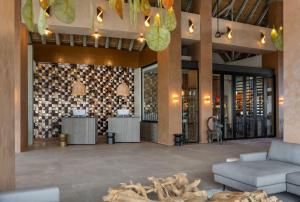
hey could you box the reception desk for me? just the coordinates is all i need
[107,117,140,143]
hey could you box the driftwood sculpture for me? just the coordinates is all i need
[103,173,281,202]
[103,173,207,202]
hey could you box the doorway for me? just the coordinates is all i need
[213,66,275,140]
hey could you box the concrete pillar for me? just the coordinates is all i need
[15,23,29,153]
[0,0,18,190]
[190,0,213,143]
[157,1,182,145]
[283,0,300,143]
[262,0,283,138]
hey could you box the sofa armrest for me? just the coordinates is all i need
[240,152,267,161]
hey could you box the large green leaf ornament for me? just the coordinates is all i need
[164,7,177,31]
[22,0,34,32]
[271,27,283,51]
[38,8,47,35]
[145,14,171,52]
[53,0,75,24]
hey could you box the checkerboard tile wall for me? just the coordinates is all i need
[33,63,134,138]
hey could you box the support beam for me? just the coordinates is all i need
[94,37,99,48]
[70,34,74,46]
[216,0,235,18]
[256,6,269,25]
[117,38,122,50]
[185,0,193,12]
[41,35,46,45]
[212,0,221,16]
[55,33,60,45]
[245,0,260,23]
[235,0,248,21]
[0,0,17,190]
[82,35,87,47]
[139,41,146,52]
[262,0,283,139]
[191,0,213,143]
[157,1,182,145]
[128,39,135,51]
[105,37,110,48]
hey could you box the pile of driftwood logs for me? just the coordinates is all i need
[103,173,281,202]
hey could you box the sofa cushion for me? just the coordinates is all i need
[268,140,300,166]
[213,160,300,187]
[287,172,300,186]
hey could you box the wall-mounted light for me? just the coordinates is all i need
[92,31,101,39]
[188,19,194,33]
[204,95,211,104]
[96,7,104,23]
[260,33,266,44]
[45,7,51,17]
[144,16,151,27]
[279,97,284,105]
[172,94,180,104]
[44,28,52,36]
[137,33,145,43]
[227,27,232,39]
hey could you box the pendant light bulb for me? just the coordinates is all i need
[261,33,266,44]
[96,7,104,23]
[188,20,194,33]
[227,27,232,39]
[144,16,151,27]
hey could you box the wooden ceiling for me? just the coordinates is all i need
[31,0,272,61]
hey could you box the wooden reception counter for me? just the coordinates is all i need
[107,117,140,143]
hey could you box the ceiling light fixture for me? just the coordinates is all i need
[144,16,151,27]
[227,27,232,39]
[260,33,266,44]
[188,19,194,33]
[92,32,101,39]
[96,7,104,23]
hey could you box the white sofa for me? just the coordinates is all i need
[0,187,59,202]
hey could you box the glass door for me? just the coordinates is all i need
[182,69,199,143]
[234,76,245,138]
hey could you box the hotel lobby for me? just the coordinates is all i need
[1,0,300,201]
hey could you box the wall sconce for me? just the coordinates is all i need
[260,33,266,44]
[97,7,104,23]
[137,33,145,43]
[172,94,179,104]
[227,27,232,39]
[279,97,284,105]
[92,31,101,39]
[144,16,151,27]
[188,19,194,33]
[44,28,52,36]
[45,7,51,17]
[204,95,211,104]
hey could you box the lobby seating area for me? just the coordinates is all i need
[1,0,300,201]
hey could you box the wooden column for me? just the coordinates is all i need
[15,23,29,153]
[262,0,283,138]
[157,1,182,145]
[283,0,300,143]
[190,0,213,143]
[0,0,18,190]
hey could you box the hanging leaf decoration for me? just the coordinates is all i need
[39,0,50,10]
[53,0,75,24]
[164,7,176,31]
[115,0,124,19]
[38,8,47,35]
[145,14,171,52]
[129,0,140,26]
[271,27,283,51]
[162,0,173,9]
[141,0,151,16]
[22,0,34,32]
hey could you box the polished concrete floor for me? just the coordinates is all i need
[16,140,299,202]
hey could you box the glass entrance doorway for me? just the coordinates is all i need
[213,73,275,140]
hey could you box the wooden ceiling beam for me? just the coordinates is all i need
[212,0,221,16]
[185,0,193,12]
[216,0,235,18]
[256,6,269,25]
